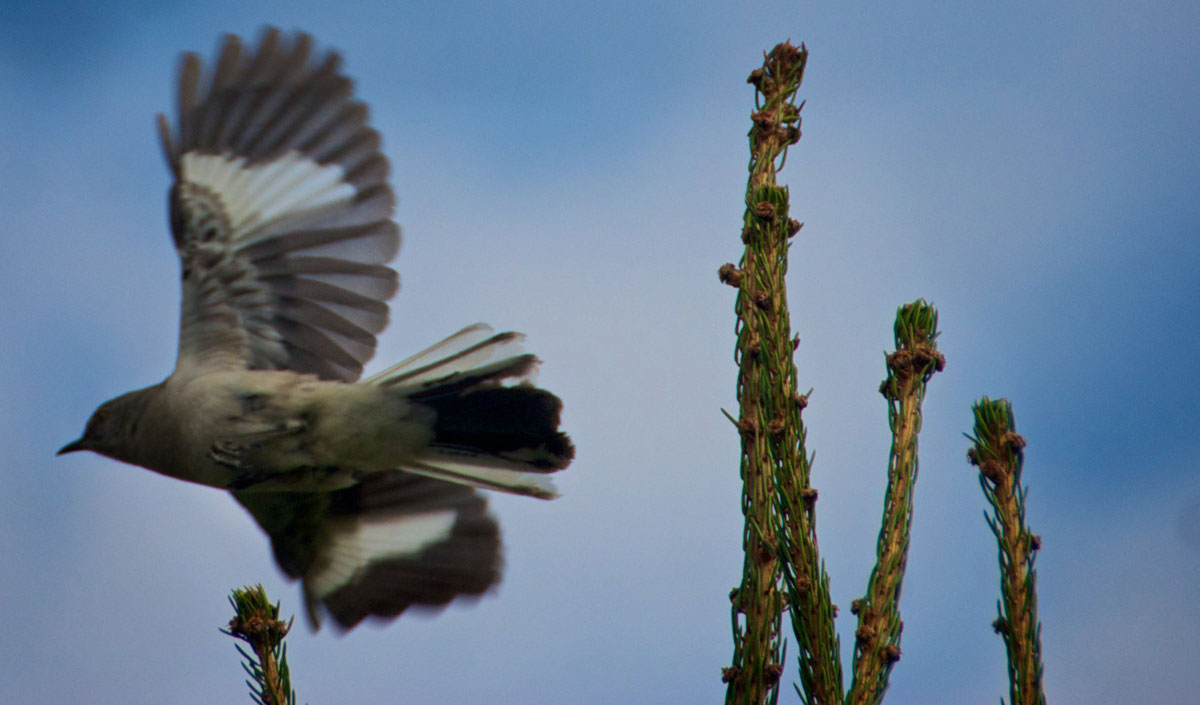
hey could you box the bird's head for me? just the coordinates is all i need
[58,387,157,461]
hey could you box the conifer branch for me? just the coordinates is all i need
[223,585,298,705]
[847,301,944,705]
[967,399,1047,705]
[721,40,842,705]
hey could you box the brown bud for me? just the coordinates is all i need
[751,109,776,131]
[737,416,759,438]
[879,379,895,400]
[754,200,777,220]
[886,349,912,374]
[1004,431,1028,451]
[754,290,772,311]
[769,40,803,67]
[979,459,1007,483]
[764,663,784,684]
[718,263,744,287]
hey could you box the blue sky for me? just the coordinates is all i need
[2,1,1198,703]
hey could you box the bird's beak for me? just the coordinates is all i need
[57,438,89,456]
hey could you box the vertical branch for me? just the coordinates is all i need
[720,40,841,705]
[774,375,844,705]
[223,584,298,705]
[847,301,945,705]
[750,44,843,705]
[967,399,1047,705]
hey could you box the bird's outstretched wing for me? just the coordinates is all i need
[159,28,400,381]
[234,472,502,631]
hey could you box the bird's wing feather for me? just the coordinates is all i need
[233,472,501,631]
[161,28,399,381]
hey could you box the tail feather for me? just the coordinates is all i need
[365,323,532,390]
[405,455,560,499]
[375,326,574,498]
[414,384,572,468]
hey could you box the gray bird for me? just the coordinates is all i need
[58,28,573,632]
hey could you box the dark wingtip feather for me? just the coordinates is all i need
[176,52,203,148]
[156,113,177,174]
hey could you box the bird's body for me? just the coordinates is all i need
[104,368,430,492]
[60,28,572,631]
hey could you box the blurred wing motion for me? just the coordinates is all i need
[235,473,501,631]
[159,28,400,380]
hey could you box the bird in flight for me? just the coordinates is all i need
[59,27,574,632]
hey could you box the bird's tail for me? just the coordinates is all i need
[365,324,573,499]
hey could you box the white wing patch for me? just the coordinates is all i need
[181,151,356,242]
[308,510,458,599]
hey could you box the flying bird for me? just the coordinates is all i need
[59,28,574,631]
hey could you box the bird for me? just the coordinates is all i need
[58,27,574,632]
